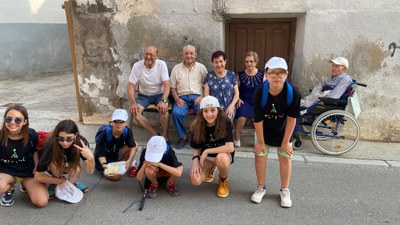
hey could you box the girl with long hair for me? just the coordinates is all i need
[189,96,234,198]
[0,104,48,207]
[34,119,94,200]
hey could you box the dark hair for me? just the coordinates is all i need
[43,119,82,172]
[211,50,227,62]
[191,108,230,143]
[0,104,30,147]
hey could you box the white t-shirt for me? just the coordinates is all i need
[128,59,169,96]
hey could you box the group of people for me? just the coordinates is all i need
[0,43,352,209]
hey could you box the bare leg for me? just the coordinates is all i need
[132,105,158,135]
[254,154,268,186]
[278,154,292,188]
[234,117,247,141]
[160,111,170,140]
[215,153,231,178]
[22,178,48,208]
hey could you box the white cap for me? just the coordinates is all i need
[330,57,349,68]
[145,136,167,163]
[111,109,128,121]
[55,180,83,204]
[264,56,288,71]
[200,96,220,109]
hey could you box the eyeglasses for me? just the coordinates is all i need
[56,136,76,143]
[4,117,24,124]
[112,120,125,124]
[267,72,287,78]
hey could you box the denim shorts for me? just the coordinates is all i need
[136,93,164,108]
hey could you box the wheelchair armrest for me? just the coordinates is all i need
[319,97,347,106]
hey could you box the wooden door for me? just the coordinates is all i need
[225,18,296,80]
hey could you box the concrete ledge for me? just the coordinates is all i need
[304,155,389,167]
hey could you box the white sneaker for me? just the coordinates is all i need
[280,188,292,208]
[234,139,241,147]
[251,186,266,203]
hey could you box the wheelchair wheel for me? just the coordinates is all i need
[310,110,360,155]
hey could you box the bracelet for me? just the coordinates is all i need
[192,155,200,160]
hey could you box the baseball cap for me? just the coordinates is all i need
[330,57,349,68]
[145,136,167,163]
[265,56,288,71]
[200,96,220,109]
[55,180,83,203]
[112,109,128,121]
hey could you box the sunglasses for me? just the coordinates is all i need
[56,136,76,143]
[4,117,24,124]
[112,120,125,124]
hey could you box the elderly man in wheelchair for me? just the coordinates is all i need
[295,57,367,155]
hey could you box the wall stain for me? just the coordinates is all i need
[388,42,400,57]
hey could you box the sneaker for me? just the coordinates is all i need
[129,166,138,177]
[234,139,241,147]
[1,189,15,206]
[174,138,188,149]
[74,182,88,193]
[145,183,158,199]
[280,188,292,208]
[48,184,56,199]
[251,185,266,203]
[20,183,27,193]
[217,176,229,198]
[166,182,180,197]
[204,166,216,183]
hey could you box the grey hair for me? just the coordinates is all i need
[183,44,196,52]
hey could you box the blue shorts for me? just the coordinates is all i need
[136,93,164,108]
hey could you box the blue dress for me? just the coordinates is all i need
[204,70,237,112]
[235,69,264,118]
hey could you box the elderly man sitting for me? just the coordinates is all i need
[301,57,352,107]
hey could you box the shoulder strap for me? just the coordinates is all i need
[105,127,113,143]
[122,127,128,139]
[261,80,293,108]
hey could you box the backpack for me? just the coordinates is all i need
[95,125,128,144]
[261,80,293,109]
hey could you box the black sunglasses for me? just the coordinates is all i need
[55,136,76,143]
[4,117,24,124]
[112,120,125,124]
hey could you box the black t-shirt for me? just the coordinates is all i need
[253,83,300,147]
[138,146,182,170]
[94,128,136,163]
[36,136,89,172]
[0,128,38,177]
[190,122,235,162]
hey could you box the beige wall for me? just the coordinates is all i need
[71,0,400,142]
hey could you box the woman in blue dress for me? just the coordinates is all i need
[234,51,264,147]
[203,51,239,121]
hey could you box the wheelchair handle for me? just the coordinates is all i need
[352,82,367,88]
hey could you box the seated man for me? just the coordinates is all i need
[301,57,352,107]
[127,45,170,141]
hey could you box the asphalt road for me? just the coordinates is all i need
[1,153,399,225]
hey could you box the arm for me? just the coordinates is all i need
[149,162,183,177]
[203,84,209,96]
[253,121,266,155]
[280,116,296,156]
[226,85,239,118]
[75,139,94,175]
[125,143,138,170]
[190,148,202,179]
[136,161,148,181]
[34,171,65,185]
[171,88,185,107]
[157,80,171,114]
[127,82,140,115]
[32,151,39,173]
[325,78,352,99]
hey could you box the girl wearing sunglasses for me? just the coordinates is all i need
[34,119,94,201]
[0,104,48,207]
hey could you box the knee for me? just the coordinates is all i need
[215,154,230,168]
[33,198,49,208]
[190,177,202,186]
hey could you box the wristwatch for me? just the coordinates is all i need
[161,99,168,104]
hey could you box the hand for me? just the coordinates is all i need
[190,159,201,179]
[124,161,130,170]
[157,101,168,114]
[194,96,203,105]
[236,99,243,108]
[175,97,185,108]
[130,103,140,116]
[253,143,266,156]
[74,139,93,160]
[225,105,235,118]
[280,142,293,156]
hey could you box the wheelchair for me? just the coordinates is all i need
[293,81,367,155]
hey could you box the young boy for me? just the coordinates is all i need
[136,136,183,198]
[94,109,138,181]
[251,57,300,207]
